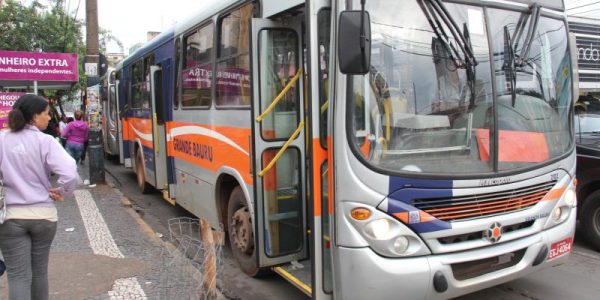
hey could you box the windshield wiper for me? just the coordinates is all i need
[503,26,517,107]
[418,0,477,69]
[514,4,541,68]
[463,23,476,110]
[418,0,478,109]
[502,4,542,107]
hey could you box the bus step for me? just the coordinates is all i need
[273,259,312,296]
[162,190,176,206]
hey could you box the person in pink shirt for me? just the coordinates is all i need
[61,110,89,164]
[0,94,78,300]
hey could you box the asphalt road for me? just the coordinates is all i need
[103,158,600,300]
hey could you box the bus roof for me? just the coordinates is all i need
[173,0,244,36]
[120,28,175,67]
[119,0,244,68]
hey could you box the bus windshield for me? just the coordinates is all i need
[348,0,573,175]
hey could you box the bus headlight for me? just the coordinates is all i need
[365,219,394,240]
[393,236,410,253]
[344,202,431,257]
[564,189,576,207]
[552,207,562,221]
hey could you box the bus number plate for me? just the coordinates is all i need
[548,237,573,260]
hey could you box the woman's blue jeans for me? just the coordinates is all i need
[65,142,85,163]
[0,219,57,300]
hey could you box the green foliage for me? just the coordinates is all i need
[0,0,86,98]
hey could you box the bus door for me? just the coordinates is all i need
[150,65,168,190]
[251,19,309,270]
[116,78,124,164]
[105,71,120,156]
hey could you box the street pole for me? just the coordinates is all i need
[85,0,105,184]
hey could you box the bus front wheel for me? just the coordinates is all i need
[582,191,600,251]
[135,148,151,194]
[227,186,269,277]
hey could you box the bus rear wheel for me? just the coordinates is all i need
[135,148,151,194]
[227,186,270,277]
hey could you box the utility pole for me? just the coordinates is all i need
[85,0,105,184]
[86,0,99,68]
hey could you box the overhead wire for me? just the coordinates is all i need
[567,1,600,11]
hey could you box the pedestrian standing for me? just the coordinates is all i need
[0,94,78,300]
[61,111,89,164]
[58,116,68,147]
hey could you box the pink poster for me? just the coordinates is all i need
[0,92,25,130]
[0,50,78,82]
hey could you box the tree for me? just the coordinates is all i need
[0,0,86,119]
[100,27,124,54]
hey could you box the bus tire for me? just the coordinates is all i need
[582,191,600,251]
[135,147,151,194]
[227,186,270,277]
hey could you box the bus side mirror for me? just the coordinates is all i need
[338,11,371,75]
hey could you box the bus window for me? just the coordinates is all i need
[182,23,213,108]
[109,85,117,123]
[174,37,181,109]
[131,61,144,109]
[258,29,300,140]
[318,9,331,149]
[216,3,254,107]
[142,55,154,109]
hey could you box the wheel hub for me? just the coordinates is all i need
[231,207,254,254]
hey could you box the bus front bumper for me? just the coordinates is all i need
[334,210,576,300]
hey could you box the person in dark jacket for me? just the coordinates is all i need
[61,110,89,164]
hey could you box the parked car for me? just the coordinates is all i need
[575,98,600,251]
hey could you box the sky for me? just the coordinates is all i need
[70,0,219,53]
[88,0,600,53]
[18,0,600,54]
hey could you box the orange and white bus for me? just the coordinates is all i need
[108,0,578,298]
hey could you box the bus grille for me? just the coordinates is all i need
[412,181,556,221]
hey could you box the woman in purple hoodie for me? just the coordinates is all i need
[0,94,78,300]
[61,110,89,164]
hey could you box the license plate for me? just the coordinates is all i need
[548,237,573,260]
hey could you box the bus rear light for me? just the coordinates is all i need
[351,207,371,220]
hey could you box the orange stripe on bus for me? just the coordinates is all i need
[423,191,546,214]
[313,138,327,217]
[542,187,566,201]
[121,117,153,148]
[166,121,253,184]
[432,200,547,220]
[327,136,334,216]
[393,212,409,224]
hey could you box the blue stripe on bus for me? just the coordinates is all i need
[388,187,453,205]
[410,219,451,232]
[386,197,452,233]
[386,177,454,233]
[389,176,453,193]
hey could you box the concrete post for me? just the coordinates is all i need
[88,128,105,184]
